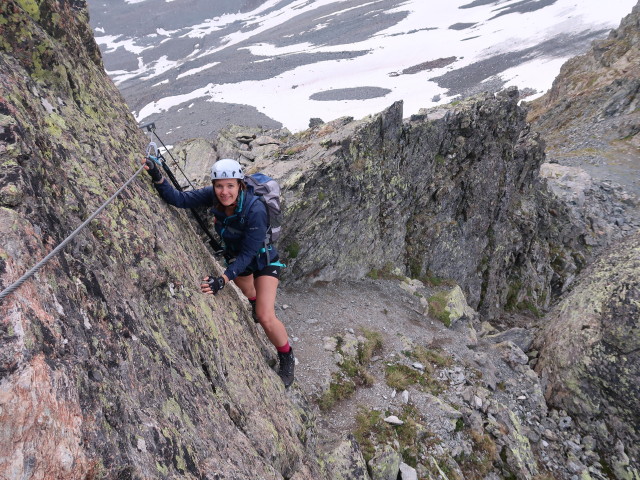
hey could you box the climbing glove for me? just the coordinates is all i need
[145,158,163,182]
[207,276,225,295]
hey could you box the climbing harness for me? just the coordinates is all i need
[0,162,146,302]
[139,122,226,257]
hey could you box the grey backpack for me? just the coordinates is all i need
[244,173,282,244]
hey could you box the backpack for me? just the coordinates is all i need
[244,173,282,244]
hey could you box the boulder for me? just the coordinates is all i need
[399,462,418,480]
[485,327,535,353]
[536,231,640,475]
[367,445,401,480]
[325,435,371,480]
[443,285,477,325]
[170,137,218,186]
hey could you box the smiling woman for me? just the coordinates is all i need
[142,156,296,388]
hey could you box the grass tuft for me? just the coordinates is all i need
[318,373,356,411]
[428,291,452,327]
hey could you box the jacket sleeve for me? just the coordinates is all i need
[154,179,215,209]
[224,200,268,281]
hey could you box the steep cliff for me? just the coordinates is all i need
[0,2,319,479]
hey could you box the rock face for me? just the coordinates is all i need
[0,2,319,479]
[535,232,640,477]
[219,92,594,319]
[529,4,640,476]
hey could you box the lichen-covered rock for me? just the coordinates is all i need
[325,435,371,480]
[0,2,322,479]
[169,137,218,187]
[535,231,640,476]
[442,285,477,325]
[367,445,401,480]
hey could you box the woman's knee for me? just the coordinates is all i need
[256,308,278,327]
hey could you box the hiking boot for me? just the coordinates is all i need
[277,348,295,387]
[249,299,259,323]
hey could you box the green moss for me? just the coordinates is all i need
[421,270,454,287]
[358,328,383,364]
[455,429,498,480]
[285,241,300,259]
[455,418,464,432]
[354,404,437,468]
[385,363,444,395]
[44,113,66,138]
[409,345,453,368]
[156,462,169,476]
[435,154,446,165]
[318,372,356,410]
[428,291,452,327]
[354,407,393,464]
[366,262,404,280]
[385,364,422,390]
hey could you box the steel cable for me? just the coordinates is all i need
[0,164,146,301]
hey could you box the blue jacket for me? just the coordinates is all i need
[154,180,278,281]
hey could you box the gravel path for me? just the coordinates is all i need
[275,278,465,448]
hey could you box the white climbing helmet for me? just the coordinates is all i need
[211,158,244,180]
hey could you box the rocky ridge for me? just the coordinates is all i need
[199,93,630,321]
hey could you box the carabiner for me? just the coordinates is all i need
[146,142,162,166]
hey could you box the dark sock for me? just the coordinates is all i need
[276,342,291,354]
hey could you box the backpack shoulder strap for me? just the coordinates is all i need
[239,193,262,224]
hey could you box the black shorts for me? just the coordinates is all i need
[238,264,281,279]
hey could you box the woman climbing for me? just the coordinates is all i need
[143,157,295,387]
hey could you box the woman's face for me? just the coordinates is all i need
[214,179,240,207]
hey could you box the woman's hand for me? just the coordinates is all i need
[201,275,226,295]
[142,157,163,183]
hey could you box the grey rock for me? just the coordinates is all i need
[250,93,606,320]
[485,327,535,353]
[491,341,529,368]
[411,362,425,371]
[399,462,418,480]
[325,435,372,480]
[368,445,401,480]
[236,133,256,143]
[383,415,404,426]
[251,135,281,147]
[536,231,640,462]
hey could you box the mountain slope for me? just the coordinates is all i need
[0,2,319,478]
[528,0,640,198]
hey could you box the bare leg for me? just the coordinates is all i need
[232,274,256,299]
[254,275,289,348]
